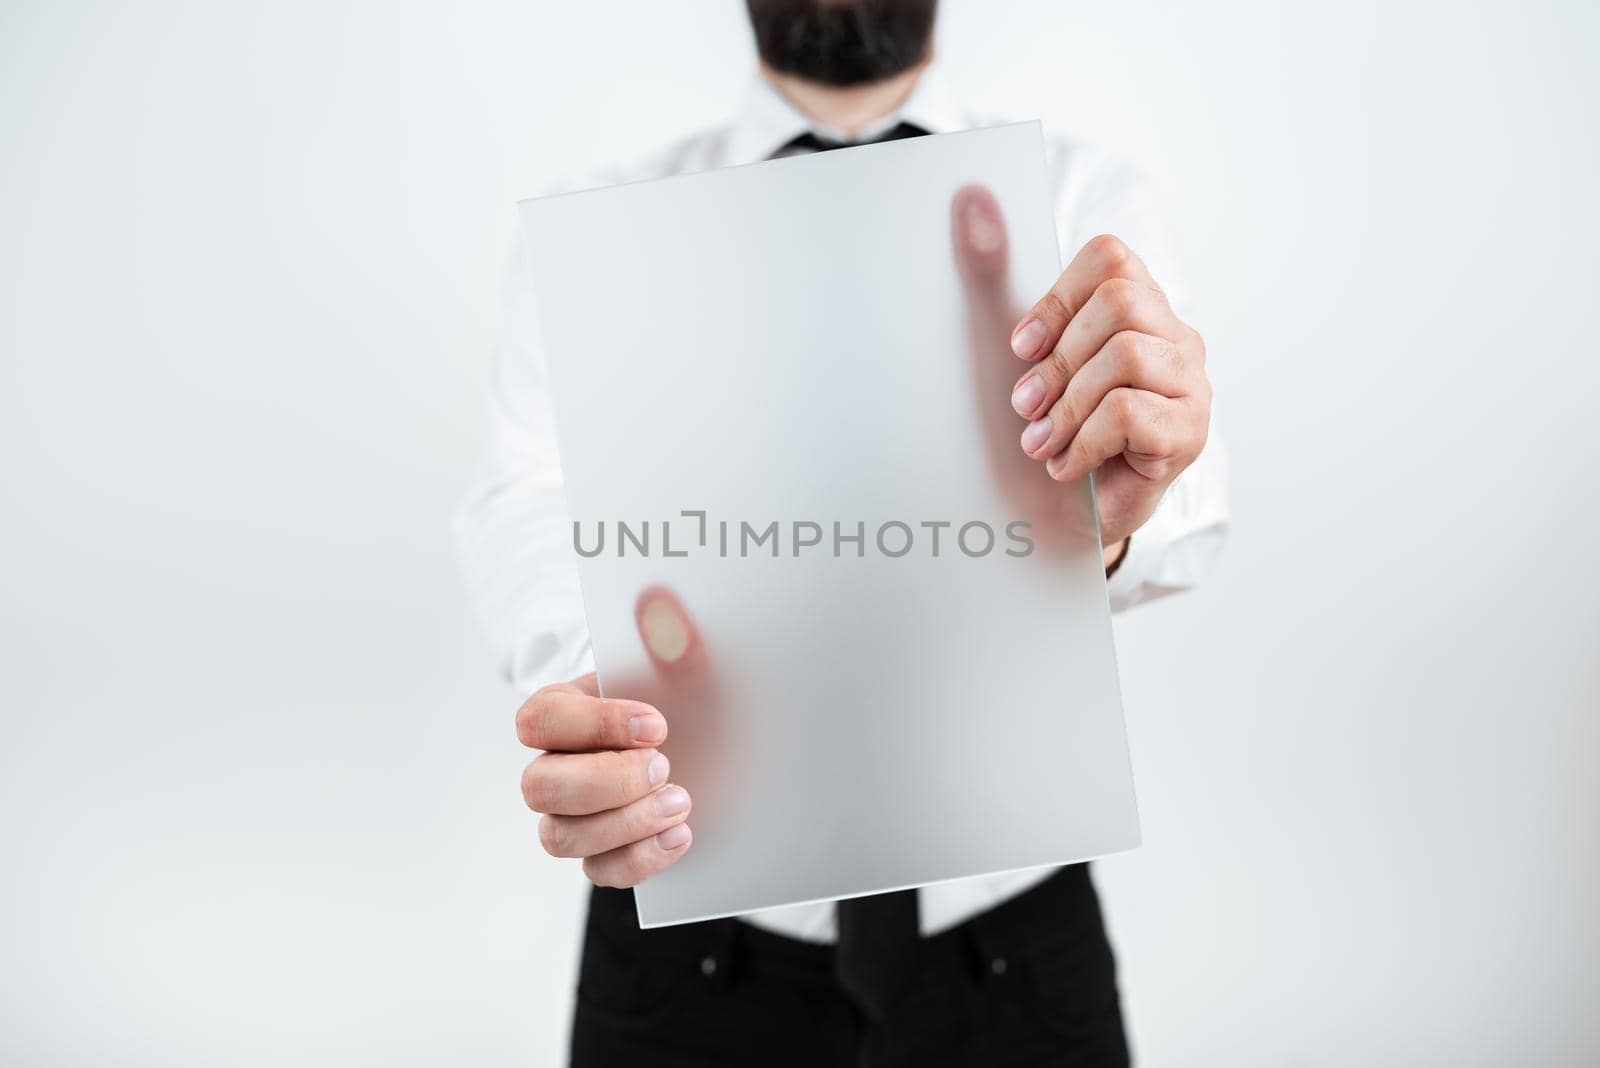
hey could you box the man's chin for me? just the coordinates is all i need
[746,0,938,87]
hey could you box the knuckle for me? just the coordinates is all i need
[1157,337,1186,381]
[622,750,647,797]
[538,814,572,857]
[621,799,654,841]
[521,757,555,813]
[1141,402,1181,458]
[636,837,673,880]
[1088,233,1133,274]
[625,848,654,886]
[1149,417,1178,457]
[1043,340,1074,383]
[521,683,577,749]
[529,704,557,750]
[580,855,617,888]
[590,698,624,748]
[592,844,649,889]
[609,748,649,804]
[1109,331,1145,376]
[1109,386,1141,425]
[1098,277,1140,322]
[1054,383,1084,436]
[1035,288,1071,327]
[1053,444,1081,481]
[633,787,681,838]
[515,688,551,747]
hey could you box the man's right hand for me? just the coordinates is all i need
[517,672,693,887]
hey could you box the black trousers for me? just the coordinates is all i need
[570,865,1130,1067]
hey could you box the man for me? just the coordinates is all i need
[457,1,1228,1063]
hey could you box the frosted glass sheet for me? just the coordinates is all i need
[518,122,1138,927]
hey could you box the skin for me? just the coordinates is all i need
[968,190,1211,552]
[519,64,1212,888]
[519,670,692,888]
[520,588,702,888]
[761,56,930,138]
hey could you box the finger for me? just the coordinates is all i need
[1020,331,1192,461]
[949,186,1058,509]
[582,822,693,889]
[1044,387,1192,484]
[951,184,1023,407]
[1093,456,1166,548]
[951,183,1010,289]
[521,746,669,816]
[634,586,705,675]
[515,683,666,752]
[1011,274,1183,422]
[1009,234,1156,364]
[538,783,692,859]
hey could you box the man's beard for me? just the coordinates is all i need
[745,0,938,87]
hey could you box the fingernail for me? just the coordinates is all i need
[656,823,691,851]
[1011,374,1045,417]
[1011,318,1046,359]
[640,596,690,663]
[629,712,666,743]
[1020,416,1052,454]
[647,752,669,786]
[652,784,690,818]
[1046,451,1071,479]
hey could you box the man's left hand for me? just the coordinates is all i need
[1004,233,1212,550]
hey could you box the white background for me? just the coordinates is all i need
[2,1,1596,1064]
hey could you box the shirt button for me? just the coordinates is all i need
[990,956,1008,976]
[700,955,719,978]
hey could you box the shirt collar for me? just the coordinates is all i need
[722,63,968,166]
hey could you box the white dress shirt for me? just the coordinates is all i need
[456,65,1230,943]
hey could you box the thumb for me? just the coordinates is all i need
[951,183,1048,520]
[634,586,705,675]
[951,183,1010,290]
[948,184,1089,552]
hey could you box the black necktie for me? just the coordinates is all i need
[770,120,929,159]
[778,119,932,1021]
[835,886,921,1020]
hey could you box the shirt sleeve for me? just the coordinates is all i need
[1048,141,1231,612]
[453,222,596,694]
